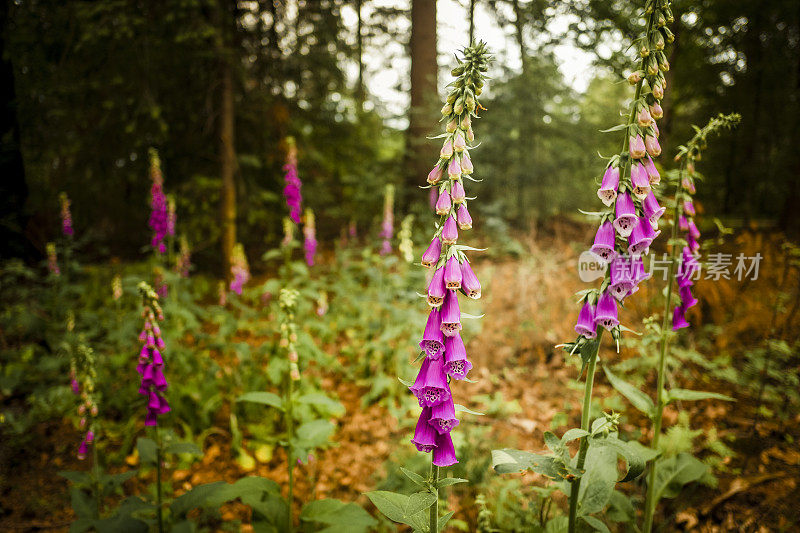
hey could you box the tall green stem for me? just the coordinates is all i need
[286,374,295,531]
[155,425,163,533]
[567,331,603,533]
[642,168,684,532]
[92,426,102,517]
[430,461,440,533]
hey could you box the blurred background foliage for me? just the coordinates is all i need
[2,0,798,272]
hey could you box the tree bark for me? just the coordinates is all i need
[405,0,438,204]
[218,2,237,278]
[511,0,526,74]
[356,0,365,105]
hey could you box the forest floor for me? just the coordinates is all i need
[2,225,799,532]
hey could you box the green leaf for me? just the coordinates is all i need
[666,388,734,403]
[70,487,97,520]
[561,429,590,443]
[59,470,91,486]
[300,499,377,533]
[296,393,346,417]
[652,453,708,502]
[136,437,158,465]
[365,490,434,529]
[602,366,654,417]
[436,477,469,488]
[606,490,635,523]
[170,481,226,517]
[206,476,281,507]
[592,436,646,482]
[439,510,455,531]
[295,419,335,448]
[625,441,661,463]
[577,442,617,516]
[599,123,629,133]
[582,515,611,533]
[492,449,579,480]
[164,442,203,456]
[454,403,484,416]
[237,391,284,411]
[400,467,427,487]
[544,431,561,453]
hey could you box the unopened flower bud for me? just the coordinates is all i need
[446,119,457,133]
[639,45,650,58]
[441,103,452,115]
[627,71,643,84]
[637,107,653,127]
[649,102,663,119]
[651,83,664,100]
[91,405,98,416]
[288,351,298,363]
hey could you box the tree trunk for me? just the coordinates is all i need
[218,2,237,278]
[511,0,526,74]
[405,0,438,204]
[356,0,365,105]
[0,1,30,259]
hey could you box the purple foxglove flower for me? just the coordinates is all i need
[682,176,696,194]
[456,204,472,230]
[429,188,438,209]
[60,193,74,237]
[149,175,168,254]
[574,301,597,339]
[652,83,664,99]
[679,285,698,309]
[283,142,303,223]
[447,157,462,179]
[687,219,700,240]
[304,210,317,266]
[594,291,620,329]
[71,379,80,394]
[412,407,437,452]
[439,290,462,337]
[409,357,451,407]
[427,267,446,307]
[652,120,660,138]
[441,216,458,245]
[644,156,660,185]
[679,215,689,231]
[436,190,453,215]
[461,151,474,175]
[630,256,651,284]
[629,135,646,159]
[613,192,637,238]
[432,432,458,467]
[451,180,466,204]
[429,397,460,434]
[628,217,654,257]
[687,232,699,252]
[421,237,442,268]
[77,438,88,460]
[643,191,665,227]
[650,102,664,119]
[453,131,467,152]
[440,139,454,158]
[419,308,445,359]
[597,165,620,207]
[609,257,635,300]
[637,107,653,127]
[460,260,481,299]
[444,333,472,379]
[590,221,617,263]
[631,163,651,200]
[427,165,444,185]
[672,305,689,330]
[86,430,95,443]
[645,135,661,157]
[444,256,462,290]
[683,200,696,217]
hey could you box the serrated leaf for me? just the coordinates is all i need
[602,366,654,417]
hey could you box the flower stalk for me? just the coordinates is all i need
[564,2,674,530]
[279,288,301,530]
[409,42,492,532]
[642,113,740,531]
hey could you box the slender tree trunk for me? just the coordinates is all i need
[356,0,365,105]
[511,0,526,74]
[405,0,438,204]
[512,0,529,224]
[218,1,237,277]
[0,0,30,259]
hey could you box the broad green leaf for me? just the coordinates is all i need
[492,448,579,480]
[70,487,97,520]
[606,490,635,523]
[170,481,226,517]
[237,391,284,411]
[206,476,280,506]
[164,442,202,456]
[365,490,435,529]
[400,467,427,487]
[592,436,646,482]
[561,429,590,443]
[652,453,708,502]
[582,515,611,533]
[136,437,158,465]
[59,470,91,485]
[544,431,561,453]
[296,393,346,417]
[625,441,660,463]
[666,388,734,403]
[295,419,335,448]
[602,366,654,417]
[405,492,437,517]
[436,477,468,488]
[300,499,377,533]
[577,442,617,516]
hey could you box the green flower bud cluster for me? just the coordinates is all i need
[279,288,301,381]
